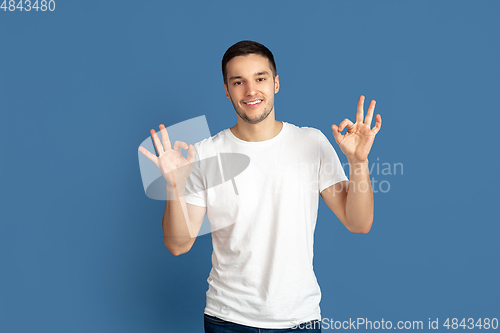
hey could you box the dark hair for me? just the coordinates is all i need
[222,40,277,85]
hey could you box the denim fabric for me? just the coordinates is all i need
[204,314,322,333]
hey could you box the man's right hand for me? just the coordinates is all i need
[138,124,195,187]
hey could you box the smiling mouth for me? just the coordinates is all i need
[243,99,263,107]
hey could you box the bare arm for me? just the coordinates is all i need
[163,183,206,256]
[138,123,206,256]
[324,95,381,234]
[320,160,373,234]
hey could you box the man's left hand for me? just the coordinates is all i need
[331,95,382,163]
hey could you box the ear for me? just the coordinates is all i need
[274,75,280,94]
[224,83,232,101]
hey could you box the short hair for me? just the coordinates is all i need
[222,40,277,85]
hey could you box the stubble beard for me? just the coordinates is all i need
[232,97,275,125]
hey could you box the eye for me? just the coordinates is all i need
[257,78,265,82]
[234,81,242,86]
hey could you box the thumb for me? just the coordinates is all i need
[186,144,195,164]
[331,124,342,144]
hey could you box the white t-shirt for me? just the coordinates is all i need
[185,121,348,329]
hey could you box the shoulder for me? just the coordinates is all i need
[192,128,230,158]
[284,122,325,142]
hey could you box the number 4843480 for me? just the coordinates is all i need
[1,0,55,11]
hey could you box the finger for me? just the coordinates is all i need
[173,141,188,152]
[186,144,195,164]
[338,118,354,132]
[138,146,159,168]
[364,100,376,128]
[159,124,172,151]
[372,114,382,135]
[331,124,343,144]
[356,95,365,124]
[150,129,164,155]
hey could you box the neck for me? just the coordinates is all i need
[230,112,283,142]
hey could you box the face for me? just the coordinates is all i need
[224,54,280,124]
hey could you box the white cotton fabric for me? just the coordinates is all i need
[185,121,348,329]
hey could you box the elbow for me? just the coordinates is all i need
[170,249,185,256]
[165,243,190,256]
[347,219,373,234]
[168,247,188,256]
[349,227,370,234]
[169,250,185,257]
[357,221,373,234]
[356,227,371,234]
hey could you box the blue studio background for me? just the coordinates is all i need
[1,1,499,332]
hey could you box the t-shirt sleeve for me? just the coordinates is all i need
[184,142,207,207]
[318,130,348,194]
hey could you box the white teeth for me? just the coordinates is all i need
[245,100,262,105]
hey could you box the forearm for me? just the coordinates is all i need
[345,159,374,233]
[163,183,195,254]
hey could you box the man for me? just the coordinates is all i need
[138,40,381,332]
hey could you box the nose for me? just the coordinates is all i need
[245,81,257,96]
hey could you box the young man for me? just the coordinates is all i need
[139,41,381,332]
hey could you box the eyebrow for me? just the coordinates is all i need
[229,71,271,81]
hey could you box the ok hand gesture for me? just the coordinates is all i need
[138,124,195,187]
[331,95,382,163]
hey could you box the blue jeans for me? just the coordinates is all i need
[204,314,322,333]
